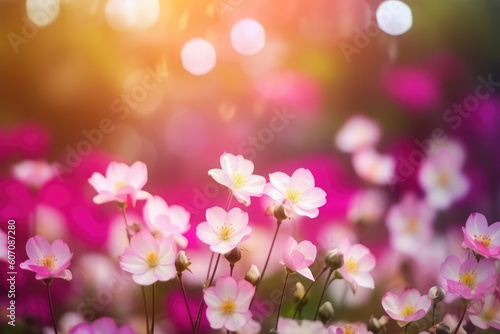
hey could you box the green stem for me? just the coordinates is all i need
[313,269,333,320]
[45,279,58,334]
[451,301,468,334]
[141,286,150,334]
[404,323,409,334]
[195,254,221,333]
[274,272,290,330]
[292,267,328,319]
[120,206,131,243]
[178,273,195,334]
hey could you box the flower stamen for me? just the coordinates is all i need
[474,234,493,249]
[220,298,236,314]
[145,251,159,267]
[231,172,246,189]
[219,225,235,241]
[459,270,478,288]
[39,254,57,271]
[401,304,416,317]
[346,258,359,274]
[285,189,302,204]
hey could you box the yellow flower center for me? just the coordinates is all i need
[114,180,127,193]
[341,325,356,334]
[346,258,359,274]
[483,308,498,322]
[285,189,302,204]
[220,298,236,314]
[407,218,419,233]
[145,251,159,267]
[475,234,493,249]
[39,254,57,271]
[459,270,477,288]
[437,171,450,187]
[231,172,247,189]
[401,304,416,317]
[219,225,235,241]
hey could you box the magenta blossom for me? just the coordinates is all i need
[69,317,135,334]
[328,322,373,334]
[120,231,176,285]
[335,115,381,153]
[338,238,376,294]
[143,195,190,248]
[469,292,500,330]
[88,161,151,207]
[203,275,255,332]
[20,235,73,281]
[196,207,251,254]
[282,236,317,280]
[440,255,497,299]
[12,159,57,189]
[278,317,327,334]
[382,287,432,324]
[264,168,326,219]
[462,212,500,259]
[208,153,266,206]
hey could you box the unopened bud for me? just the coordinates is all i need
[225,246,242,265]
[245,265,260,286]
[318,301,334,324]
[324,249,344,270]
[428,323,450,334]
[462,319,477,334]
[265,203,292,221]
[175,251,192,274]
[294,282,307,303]
[367,315,389,333]
[428,286,446,303]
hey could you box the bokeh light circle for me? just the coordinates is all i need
[230,18,266,55]
[181,38,217,76]
[376,0,413,36]
[26,0,60,28]
[105,0,160,31]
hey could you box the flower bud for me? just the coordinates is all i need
[367,315,389,333]
[294,282,307,303]
[245,265,260,286]
[324,249,344,270]
[318,301,334,324]
[265,203,292,221]
[175,251,192,274]
[225,245,242,265]
[428,323,450,334]
[428,286,445,303]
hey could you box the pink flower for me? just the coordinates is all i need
[469,292,500,330]
[335,115,381,153]
[352,149,395,185]
[236,318,261,334]
[0,229,7,262]
[282,236,317,281]
[12,160,57,189]
[69,317,135,334]
[196,207,251,254]
[88,161,152,207]
[264,168,326,219]
[120,231,176,285]
[144,196,190,248]
[208,153,266,206]
[203,275,255,331]
[462,212,500,259]
[277,318,327,334]
[386,193,435,255]
[338,238,376,293]
[381,287,432,324]
[20,235,73,281]
[440,255,497,299]
[328,322,373,334]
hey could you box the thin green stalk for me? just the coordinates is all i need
[45,279,58,334]
[141,286,150,334]
[313,269,333,320]
[274,272,290,330]
[292,267,328,319]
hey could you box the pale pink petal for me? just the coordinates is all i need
[26,235,51,261]
[227,208,248,232]
[289,168,315,191]
[465,213,488,237]
[243,175,266,195]
[296,267,315,281]
[234,280,255,311]
[225,312,250,331]
[475,259,496,281]
[206,308,227,329]
[440,256,460,281]
[196,222,220,246]
[469,314,489,330]
[298,187,327,209]
[264,183,286,202]
[206,206,227,230]
[416,295,432,313]
[269,172,291,193]
[127,161,148,189]
[400,288,421,305]
[354,272,374,289]
[136,190,152,201]
[120,253,149,275]
[130,232,156,257]
[88,172,111,192]
[220,153,238,175]
[168,205,190,232]
[215,275,237,300]
[292,205,319,218]
[294,240,317,261]
[106,161,127,184]
[50,239,72,268]
[52,269,72,281]
[488,222,500,244]
[209,168,230,187]
[93,192,118,205]
[154,264,176,281]
[132,269,157,285]
[204,288,222,309]
[91,317,118,332]
[238,158,255,175]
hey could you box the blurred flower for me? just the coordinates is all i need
[208,153,266,206]
[338,238,376,293]
[381,287,432,324]
[440,255,496,299]
[282,236,317,281]
[418,149,469,210]
[120,231,176,285]
[144,195,190,248]
[376,0,413,36]
[335,115,381,153]
[236,318,261,334]
[328,322,373,334]
[264,168,327,219]
[196,207,252,254]
[352,149,395,185]
[277,317,327,334]
[12,160,56,189]
[468,292,500,330]
[386,192,435,255]
[347,189,388,225]
[462,212,500,259]
[88,161,151,207]
[69,316,135,334]
[231,18,266,56]
[20,235,73,281]
[203,275,254,332]
[0,229,7,262]
[105,0,160,31]
[181,38,217,76]
[440,313,466,334]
